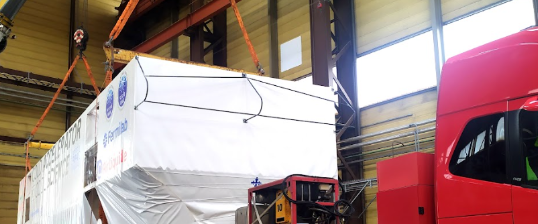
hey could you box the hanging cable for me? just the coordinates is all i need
[229,0,264,75]
[243,75,263,123]
[135,56,148,109]
[143,100,334,126]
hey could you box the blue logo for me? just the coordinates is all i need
[118,75,127,108]
[106,89,114,119]
[102,119,128,148]
[251,177,262,187]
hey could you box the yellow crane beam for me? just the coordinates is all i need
[28,141,53,150]
[103,46,255,75]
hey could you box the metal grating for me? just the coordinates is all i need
[0,72,97,96]
[341,177,378,193]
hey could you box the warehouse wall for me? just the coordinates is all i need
[0,0,119,222]
[226,0,270,76]
[145,1,211,62]
[276,0,312,80]
[0,0,118,86]
[0,89,68,222]
[226,0,312,80]
[0,164,25,223]
[141,0,313,80]
[0,0,118,159]
[356,88,437,224]
[0,0,73,166]
[0,0,70,79]
[354,0,507,54]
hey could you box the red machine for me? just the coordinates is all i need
[377,26,538,224]
[247,175,353,224]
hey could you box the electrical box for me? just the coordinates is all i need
[377,152,434,191]
[376,152,435,224]
[377,185,434,224]
[275,190,291,223]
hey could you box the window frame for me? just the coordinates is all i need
[510,109,538,190]
[448,112,510,184]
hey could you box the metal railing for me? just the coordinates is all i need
[337,119,437,162]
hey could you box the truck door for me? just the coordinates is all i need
[509,97,538,224]
[436,102,513,224]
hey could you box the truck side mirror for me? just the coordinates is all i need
[523,97,538,111]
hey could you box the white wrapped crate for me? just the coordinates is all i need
[18,56,338,224]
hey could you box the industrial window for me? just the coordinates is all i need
[25,197,30,222]
[519,110,538,185]
[449,113,507,184]
[356,31,437,107]
[444,0,535,59]
[84,144,97,187]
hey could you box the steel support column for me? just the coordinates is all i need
[333,0,363,222]
[534,0,538,26]
[171,0,180,58]
[212,11,227,67]
[309,0,332,87]
[134,0,242,53]
[268,0,279,78]
[430,0,445,87]
[190,0,205,62]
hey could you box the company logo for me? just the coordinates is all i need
[96,149,128,180]
[251,177,262,187]
[106,88,114,119]
[103,118,128,148]
[118,75,127,108]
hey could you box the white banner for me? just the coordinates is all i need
[96,68,135,184]
[17,117,86,224]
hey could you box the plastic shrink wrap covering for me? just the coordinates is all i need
[17,56,338,223]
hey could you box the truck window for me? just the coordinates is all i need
[519,110,538,185]
[449,113,506,184]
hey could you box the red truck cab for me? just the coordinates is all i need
[377,27,538,224]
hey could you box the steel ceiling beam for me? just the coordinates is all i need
[268,0,279,78]
[309,0,332,87]
[0,66,97,99]
[170,0,180,59]
[430,0,446,87]
[212,11,227,67]
[190,0,205,63]
[534,0,538,26]
[133,0,242,54]
[128,0,168,21]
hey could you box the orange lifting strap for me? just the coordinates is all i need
[22,52,100,213]
[26,53,101,168]
[22,0,140,215]
[230,0,264,75]
[105,0,140,87]
[109,0,139,41]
